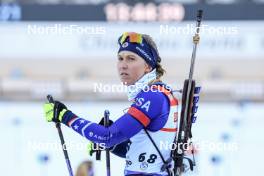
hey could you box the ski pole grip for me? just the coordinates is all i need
[47,94,59,124]
[47,94,54,103]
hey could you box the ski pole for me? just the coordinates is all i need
[104,110,111,176]
[47,95,74,176]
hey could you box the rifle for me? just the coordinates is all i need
[173,10,203,176]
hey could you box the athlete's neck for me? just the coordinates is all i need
[126,69,157,101]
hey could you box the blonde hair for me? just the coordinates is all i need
[75,161,93,176]
[142,34,166,79]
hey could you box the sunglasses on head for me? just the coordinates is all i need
[120,32,143,44]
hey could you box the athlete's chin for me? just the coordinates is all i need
[120,78,133,86]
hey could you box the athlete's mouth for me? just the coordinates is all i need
[120,72,129,76]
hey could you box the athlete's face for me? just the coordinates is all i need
[117,51,152,85]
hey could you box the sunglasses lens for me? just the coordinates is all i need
[120,32,142,44]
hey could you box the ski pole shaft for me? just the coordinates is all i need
[47,95,74,176]
[104,110,111,176]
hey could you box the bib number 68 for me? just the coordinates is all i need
[138,153,157,164]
